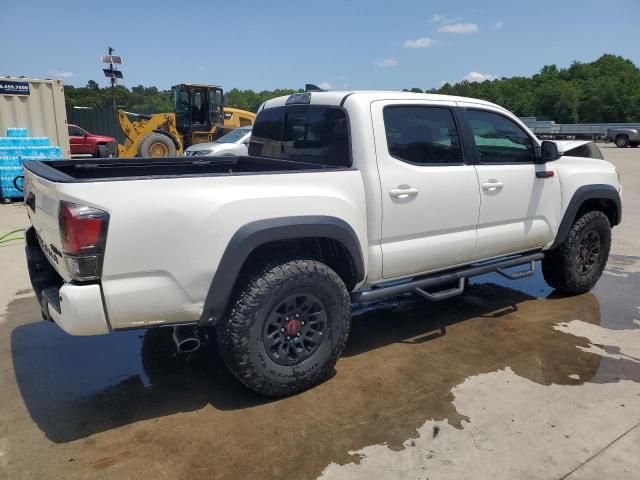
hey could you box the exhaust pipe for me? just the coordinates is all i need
[172,326,201,353]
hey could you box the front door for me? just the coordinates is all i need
[462,106,562,260]
[68,125,89,154]
[372,101,481,279]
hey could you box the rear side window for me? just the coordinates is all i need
[383,106,463,165]
[467,109,535,163]
[249,106,350,167]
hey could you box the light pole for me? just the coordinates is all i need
[101,47,123,109]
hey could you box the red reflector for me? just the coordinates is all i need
[59,202,108,254]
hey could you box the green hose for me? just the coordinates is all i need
[0,228,25,245]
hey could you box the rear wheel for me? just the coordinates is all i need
[542,211,611,294]
[138,133,177,157]
[217,259,351,397]
[615,135,629,148]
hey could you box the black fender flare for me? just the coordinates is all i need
[199,216,365,325]
[550,184,621,249]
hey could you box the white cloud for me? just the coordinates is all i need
[374,57,398,68]
[49,70,74,78]
[492,21,504,31]
[404,37,434,48]
[437,22,478,33]
[318,82,332,90]
[463,71,496,82]
[430,14,462,24]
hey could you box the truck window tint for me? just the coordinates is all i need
[467,109,535,163]
[383,106,463,165]
[249,106,350,167]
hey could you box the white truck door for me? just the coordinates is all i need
[371,100,480,279]
[461,105,562,260]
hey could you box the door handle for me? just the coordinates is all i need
[389,187,419,198]
[482,181,504,192]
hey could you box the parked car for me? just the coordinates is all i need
[67,124,117,157]
[184,127,252,157]
[606,127,640,148]
[23,91,621,397]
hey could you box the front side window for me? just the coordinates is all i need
[174,88,189,113]
[467,109,535,163]
[383,106,463,165]
[68,126,85,136]
[249,106,350,167]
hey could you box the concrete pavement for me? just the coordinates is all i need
[1,144,639,479]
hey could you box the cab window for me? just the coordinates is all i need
[249,106,350,167]
[467,109,535,163]
[383,106,463,165]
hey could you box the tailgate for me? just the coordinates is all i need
[23,168,71,282]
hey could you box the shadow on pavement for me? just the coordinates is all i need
[7,263,640,480]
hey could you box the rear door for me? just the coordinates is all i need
[460,105,562,260]
[372,100,480,279]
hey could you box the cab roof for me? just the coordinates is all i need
[173,83,220,89]
[261,90,506,112]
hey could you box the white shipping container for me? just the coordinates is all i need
[0,77,70,158]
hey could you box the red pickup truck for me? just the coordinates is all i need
[67,124,117,157]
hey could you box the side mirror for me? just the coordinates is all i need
[539,140,562,163]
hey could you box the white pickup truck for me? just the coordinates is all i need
[23,90,621,397]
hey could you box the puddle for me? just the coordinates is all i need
[3,257,640,479]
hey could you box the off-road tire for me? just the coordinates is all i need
[542,211,611,294]
[615,135,629,148]
[217,259,351,397]
[138,133,177,157]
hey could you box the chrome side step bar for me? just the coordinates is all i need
[351,252,544,304]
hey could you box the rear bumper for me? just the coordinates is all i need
[25,227,110,336]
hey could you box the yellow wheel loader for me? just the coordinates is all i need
[117,83,256,157]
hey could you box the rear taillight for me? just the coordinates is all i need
[58,202,109,281]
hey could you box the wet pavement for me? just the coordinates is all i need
[1,145,639,479]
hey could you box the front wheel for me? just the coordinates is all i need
[542,211,611,294]
[138,133,177,157]
[217,259,351,397]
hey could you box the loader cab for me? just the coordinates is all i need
[172,83,225,140]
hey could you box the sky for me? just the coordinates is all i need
[1,0,639,92]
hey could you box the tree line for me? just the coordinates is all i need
[424,54,640,123]
[63,54,640,123]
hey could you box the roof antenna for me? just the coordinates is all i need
[305,84,325,92]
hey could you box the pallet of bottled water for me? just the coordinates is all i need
[0,128,63,201]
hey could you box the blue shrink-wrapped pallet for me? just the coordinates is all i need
[0,128,64,201]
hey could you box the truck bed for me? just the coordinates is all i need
[23,155,349,183]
